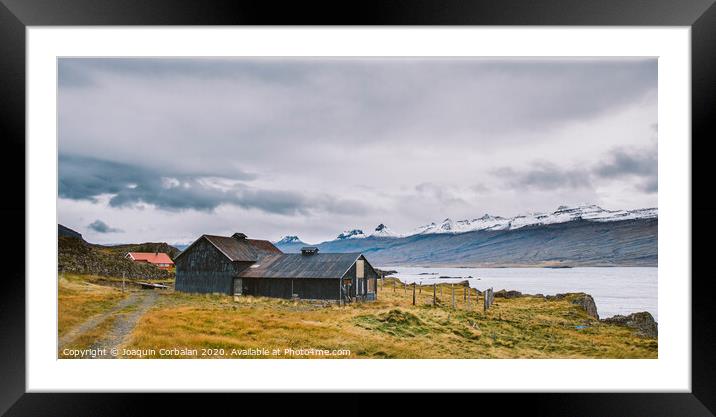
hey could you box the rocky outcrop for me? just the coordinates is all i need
[59,224,82,239]
[494,289,522,299]
[546,293,599,319]
[102,242,182,259]
[571,294,599,320]
[374,268,398,278]
[58,236,172,280]
[601,312,658,338]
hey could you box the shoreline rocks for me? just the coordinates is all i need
[601,312,658,338]
[494,289,522,299]
[545,293,599,320]
[374,269,398,278]
[385,279,656,337]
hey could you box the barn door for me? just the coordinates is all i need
[233,278,243,296]
[356,259,365,299]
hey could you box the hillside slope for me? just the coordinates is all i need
[58,236,176,279]
[100,242,181,259]
[277,218,657,267]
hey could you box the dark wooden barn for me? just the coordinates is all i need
[174,233,282,294]
[174,233,379,302]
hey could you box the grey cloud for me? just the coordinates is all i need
[415,183,438,194]
[59,58,657,148]
[639,177,658,193]
[59,154,367,216]
[414,182,468,206]
[58,58,321,89]
[594,148,657,179]
[471,183,491,194]
[463,59,657,130]
[57,58,657,243]
[493,146,657,193]
[492,163,592,191]
[88,220,122,233]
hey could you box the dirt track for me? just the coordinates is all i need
[58,290,159,358]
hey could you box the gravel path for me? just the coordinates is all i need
[90,290,159,358]
[59,290,159,358]
[59,292,141,349]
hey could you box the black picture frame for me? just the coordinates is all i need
[2,0,714,415]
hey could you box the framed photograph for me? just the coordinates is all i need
[3,0,715,415]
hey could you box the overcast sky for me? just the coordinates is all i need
[58,57,657,245]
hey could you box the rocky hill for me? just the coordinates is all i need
[57,225,179,279]
[100,242,181,259]
[59,224,82,239]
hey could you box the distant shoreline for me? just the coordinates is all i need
[377,264,658,269]
[377,265,658,321]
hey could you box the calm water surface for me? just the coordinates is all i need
[380,266,657,321]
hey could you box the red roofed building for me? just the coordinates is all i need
[125,252,174,270]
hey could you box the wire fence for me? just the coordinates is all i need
[379,278,495,312]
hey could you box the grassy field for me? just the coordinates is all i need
[58,274,129,337]
[112,278,657,359]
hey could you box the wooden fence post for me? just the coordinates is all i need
[122,272,125,293]
[467,288,470,309]
[412,283,416,306]
[483,287,494,312]
[433,283,436,307]
[451,284,455,309]
[419,282,422,294]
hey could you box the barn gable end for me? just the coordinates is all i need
[175,236,249,294]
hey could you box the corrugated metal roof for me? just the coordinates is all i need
[238,253,362,279]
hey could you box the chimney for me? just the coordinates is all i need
[301,246,319,256]
[232,233,247,240]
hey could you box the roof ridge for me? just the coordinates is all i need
[201,235,242,261]
[238,252,369,279]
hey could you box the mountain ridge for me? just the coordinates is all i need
[274,205,658,267]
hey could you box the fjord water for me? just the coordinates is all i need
[384,267,657,321]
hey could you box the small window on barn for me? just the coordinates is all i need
[356,259,364,278]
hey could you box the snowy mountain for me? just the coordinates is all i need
[273,235,309,253]
[276,235,304,245]
[410,214,511,235]
[408,204,657,236]
[335,229,367,240]
[507,205,657,230]
[275,204,658,266]
[370,224,401,238]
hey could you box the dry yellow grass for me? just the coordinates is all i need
[58,274,129,337]
[58,315,120,357]
[120,279,657,359]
